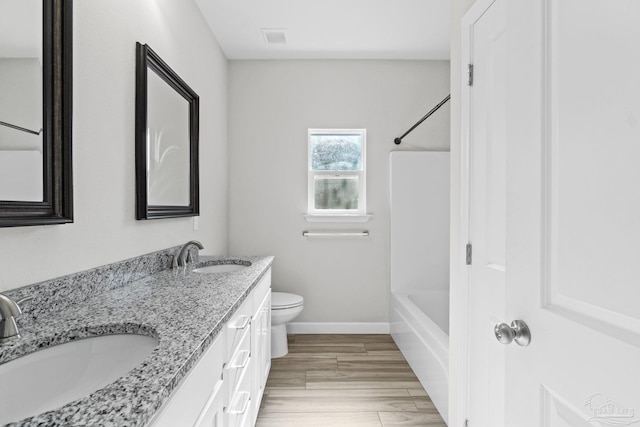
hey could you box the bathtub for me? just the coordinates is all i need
[390,289,449,424]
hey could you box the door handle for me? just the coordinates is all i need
[494,320,531,346]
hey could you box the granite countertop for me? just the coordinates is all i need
[0,255,274,427]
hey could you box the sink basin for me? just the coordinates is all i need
[193,263,249,274]
[0,333,158,424]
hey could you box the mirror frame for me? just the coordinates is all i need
[0,0,73,227]
[135,42,200,220]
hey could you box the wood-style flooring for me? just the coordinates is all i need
[256,334,447,427]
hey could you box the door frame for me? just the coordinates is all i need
[450,0,498,425]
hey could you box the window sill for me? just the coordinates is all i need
[304,213,372,223]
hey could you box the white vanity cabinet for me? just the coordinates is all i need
[225,295,254,427]
[225,268,271,427]
[148,269,271,427]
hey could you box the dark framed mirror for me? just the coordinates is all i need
[135,42,199,220]
[0,0,73,227]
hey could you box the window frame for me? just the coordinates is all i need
[307,128,367,217]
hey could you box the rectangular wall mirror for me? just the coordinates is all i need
[0,0,73,227]
[135,42,199,220]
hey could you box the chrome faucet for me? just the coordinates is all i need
[176,240,204,267]
[0,294,32,343]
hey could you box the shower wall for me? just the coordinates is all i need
[390,151,450,293]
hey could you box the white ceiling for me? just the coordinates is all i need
[195,0,450,60]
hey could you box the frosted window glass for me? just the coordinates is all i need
[310,134,362,171]
[314,177,359,210]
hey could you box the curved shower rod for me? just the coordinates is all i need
[394,94,450,145]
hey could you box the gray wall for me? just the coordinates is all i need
[228,60,450,327]
[0,0,229,291]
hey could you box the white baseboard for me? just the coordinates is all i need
[286,322,391,334]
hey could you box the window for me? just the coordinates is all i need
[307,129,367,218]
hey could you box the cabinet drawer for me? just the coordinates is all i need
[225,326,251,397]
[226,299,252,359]
[227,365,253,427]
[226,391,251,427]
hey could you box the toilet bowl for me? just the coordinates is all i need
[271,292,304,358]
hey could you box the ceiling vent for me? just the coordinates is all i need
[261,28,287,45]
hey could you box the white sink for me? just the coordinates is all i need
[0,333,158,424]
[193,263,249,274]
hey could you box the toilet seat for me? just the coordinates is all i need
[271,292,304,310]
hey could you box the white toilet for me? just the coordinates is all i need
[270,292,304,358]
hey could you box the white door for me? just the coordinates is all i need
[463,0,640,426]
[464,0,508,425]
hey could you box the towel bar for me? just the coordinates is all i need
[302,231,369,237]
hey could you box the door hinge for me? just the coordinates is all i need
[467,64,474,86]
[466,243,472,265]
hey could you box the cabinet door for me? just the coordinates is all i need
[148,334,225,427]
[251,289,271,422]
[194,379,226,427]
[259,290,271,389]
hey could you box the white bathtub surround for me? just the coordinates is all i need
[407,291,450,334]
[389,151,450,422]
[390,151,450,295]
